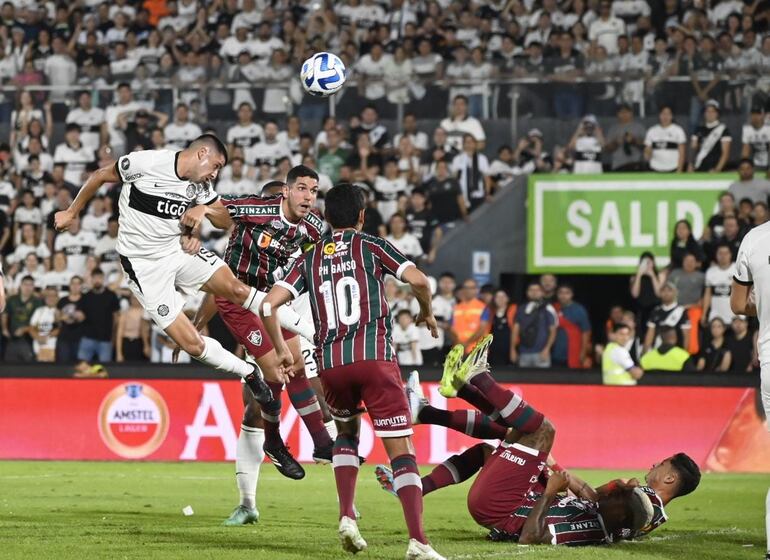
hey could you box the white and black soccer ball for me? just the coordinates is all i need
[300,52,346,97]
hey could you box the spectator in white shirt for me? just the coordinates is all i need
[54,215,97,277]
[244,120,292,170]
[444,45,473,101]
[219,25,253,64]
[589,0,626,55]
[250,21,286,61]
[451,134,492,211]
[216,156,257,196]
[226,102,265,152]
[230,0,261,35]
[105,83,149,156]
[43,36,77,104]
[393,113,429,155]
[163,103,203,149]
[355,42,390,102]
[53,124,95,186]
[375,159,408,222]
[439,95,487,152]
[66,91,107,153]
[386,213,424,264]
[393,309,422,366]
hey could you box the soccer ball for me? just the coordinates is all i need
[300,52,346,97]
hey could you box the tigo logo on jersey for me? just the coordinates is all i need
[248,330,263,347]
[98,383,170,459]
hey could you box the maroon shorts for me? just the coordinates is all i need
[466,441,547,532]
[215,296,296,359]
[320,360,412,438]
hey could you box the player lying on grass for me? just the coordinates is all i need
[377,335,700,544]
[260,183,444,559]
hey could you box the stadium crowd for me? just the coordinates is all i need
[0,0,769,375]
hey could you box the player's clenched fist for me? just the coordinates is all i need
[180,205,209,234]
[54,209,76,232]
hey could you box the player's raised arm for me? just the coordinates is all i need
[54,162,120,231]
[401,265,439,339]
[181,198,233,232]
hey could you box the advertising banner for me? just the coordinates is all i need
[0,378,765,471]
[527,174,732,274]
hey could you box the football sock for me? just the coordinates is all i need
[241,287,315,341]
[195,336,252,377]
[468,371,544,433]
[422,443,487,496]
[287,372,333,449]
[417,405,508,440]
[325,420,338,441]
[333,434,359,520]
[261,382,284,446]
[458,383,500,419]
[391,454,427,544]
[235,425,264,510]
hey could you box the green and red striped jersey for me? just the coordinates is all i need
[510,493,611,546]
[277,229,415,370]
[222,194,325,291]
[629,486,667,539]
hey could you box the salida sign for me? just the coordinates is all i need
[528,174,731,273]
[0,378,765,471]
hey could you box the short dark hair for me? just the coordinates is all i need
[612,323,631,333]
[324,183,365,229]
[92,268,104,277]
[739,197,754,206]
[739,158,754,167]
[261,180,286,196]
[21,275,34,283]
[670,453,701,497]
[439,272,455,280]
[287,164,319,185]
[396,309,413,319]
[191,133,228,166]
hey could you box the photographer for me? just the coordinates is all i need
[606,103,646,171]
[566,115,605,174]
[513,129,553,173]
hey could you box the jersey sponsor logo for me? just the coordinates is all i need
[372,414,408,428]
[499,449,527,466]
[257,232,280,249]
[157,304,169,317]
[97,383,170,459]
[323,240,349,257]
[247,330,263,347]
[129,185,190,220]
[123,173,142,181]
[228,204,279,216]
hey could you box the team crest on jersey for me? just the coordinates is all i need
[298,224,307,236]
[121,158,130,170]
[248,330,263,347]
[157,304,169,317]
[186,184,196,198]
[271,219,283,230]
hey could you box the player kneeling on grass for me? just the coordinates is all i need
[260,183,445,560]
[377,335,700,545]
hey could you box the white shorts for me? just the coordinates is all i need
[120,247,226,330]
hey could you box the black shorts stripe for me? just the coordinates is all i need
[120,255,143,294]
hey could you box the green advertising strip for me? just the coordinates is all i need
[527,173,734,274]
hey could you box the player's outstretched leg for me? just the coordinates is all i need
[375,442,491,499]
[406,371,508,440]
[284,337,334,462]
[438,344,465,398]
[457,335,544,434]
[261,381,305,480]
[165,315,274,403]
[225,379,265,525]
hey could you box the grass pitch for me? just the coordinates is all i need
[0,461,767,560]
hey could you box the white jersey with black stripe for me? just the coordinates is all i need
[116,149,218,258]
[735,220,770,364]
